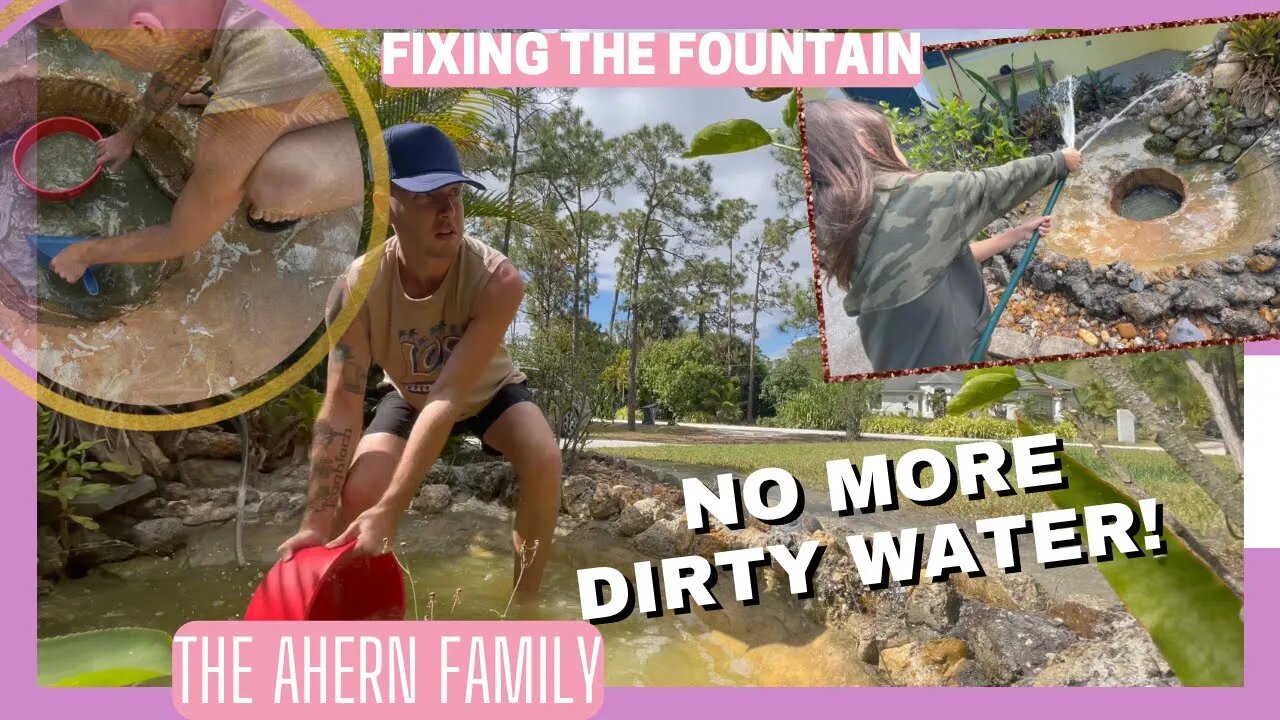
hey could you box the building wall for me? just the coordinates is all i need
[923,25,1221,105]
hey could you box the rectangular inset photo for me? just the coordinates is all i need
[804,18,1280,381]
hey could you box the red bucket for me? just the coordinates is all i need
[12,117,104,202]
[244,542,407,621]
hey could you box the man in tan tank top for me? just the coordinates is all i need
[276,123,562,605]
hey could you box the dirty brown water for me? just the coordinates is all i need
[2,136,174,321]
[38,509,874,687]
[1041,119,1280,270]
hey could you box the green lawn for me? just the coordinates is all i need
[599,439,1230,541]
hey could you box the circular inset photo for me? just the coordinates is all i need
[0,2,366,407]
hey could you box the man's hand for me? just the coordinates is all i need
[328,505,399,557]
[49,241,94,284]
[95,132,137,173]
[276,526,329,562]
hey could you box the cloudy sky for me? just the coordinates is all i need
[517,30,1026,359]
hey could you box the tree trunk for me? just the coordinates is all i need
[726,237,735,375]
[571,232,583,350]
[499,112,523,257]
[1183,354,1244,475]
[608,284,619,341]
[626,242,645,432]
[746,251,764,424]
[1089,356,1243,531]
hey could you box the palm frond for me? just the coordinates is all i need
[467,190,565,240]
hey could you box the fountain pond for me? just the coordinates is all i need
[1038,119,1279,271]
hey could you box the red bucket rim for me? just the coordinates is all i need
[12,117,104,201]
[245,541,407,621]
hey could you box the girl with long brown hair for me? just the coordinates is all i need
[807,98,1082,372]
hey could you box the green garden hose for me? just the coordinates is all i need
[970,177,1068,363]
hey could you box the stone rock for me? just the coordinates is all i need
[256,492,295,517]
[1221,254,1247,273]
[1199,145,1221,161]
[124,496,177,520]
[182,502,237,526]
[1219,275,1275,305]
[616,498,664,537]
[1047,599,1114,638]
[906,582,961,632]
[1218,143,1242,163]
[632,517,694,558]
[561,474,597,517]
[1038,336,1090,356]
[588,485,623,520]
[38,526,63,576]
[1231,116,1268,129]
[1118,292,1172,324]
[159,481,191,501]
[988,328,1038,359]
[1031,621,1176,687]
[951,573,1050,613]
[411,484,453,515]
[1171,281,1227,313]
[1031,268,1058,292]
[1143,134,1175,153]
[1212,62,1245,90]
[1078,329,1100,347]
[96,555,173,581]
[962,607,1078,685]
[133,433,172,479]
[1236,133,1256,147]
[178,429,243,460]
[1267,97,1280,119]
[1147,115,1171,133]
[1257,238,1280,257]
[125,518,186,556]
[1220,308,1273,336]
[178,459,243,488]
[1168,317,1207,344]
[1160,86,1194,114]
[68,528,136,566]
[881,639,977,687]
[1163,124,1187,140]
[1173,136,1203,160]
[262,461,307,489]
[426,461,463,488]
[1115,323,1139,340]
[1247,254,1278,273]
[460,462,513,502]
[71,475,157,517]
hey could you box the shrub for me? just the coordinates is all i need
[861,413,1080,441]
[862,415,929,434]
[881,97,1029,173]
[775,381,880,436]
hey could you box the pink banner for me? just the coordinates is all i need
[171,621,604,720]
[381,31,924,88]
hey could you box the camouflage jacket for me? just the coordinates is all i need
[841,151,1069,316]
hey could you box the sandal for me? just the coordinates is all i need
[246,209,300,234]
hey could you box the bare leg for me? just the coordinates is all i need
[480,402,563,602]
[334,432,406,534]
[244,119,364,223]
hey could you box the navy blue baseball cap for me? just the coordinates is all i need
[380,122,486,194]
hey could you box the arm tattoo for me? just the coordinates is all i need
[325,280,366,395]
[122,55,205,138]
[306,419,354,514]
[333,342,367,395]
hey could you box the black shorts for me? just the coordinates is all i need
[366,380,534,455]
